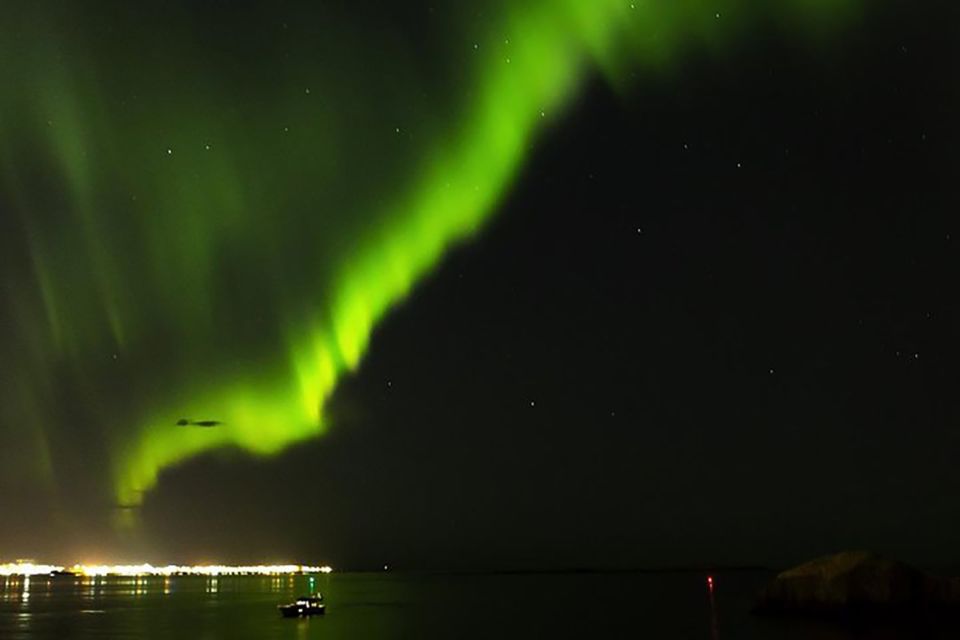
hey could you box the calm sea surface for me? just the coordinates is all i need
[1,571,956,639]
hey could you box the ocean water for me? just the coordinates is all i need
[1,570,956,639]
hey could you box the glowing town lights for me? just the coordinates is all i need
[0,562,333,577]
[0,563,63,577]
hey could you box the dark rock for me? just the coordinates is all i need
[754,551,960,616]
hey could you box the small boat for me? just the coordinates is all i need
[278,595,325,618]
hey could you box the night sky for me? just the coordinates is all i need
[0,1,957,571]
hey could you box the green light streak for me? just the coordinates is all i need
[116,0,859,505]
[0,1,859,512]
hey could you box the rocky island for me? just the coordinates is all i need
[755,551,960,616]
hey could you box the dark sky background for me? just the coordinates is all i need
[1,1,958,571]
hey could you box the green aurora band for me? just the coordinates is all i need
[0,1,858,518]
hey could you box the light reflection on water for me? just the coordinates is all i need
[2,572,959,639]
[707,575,720,640]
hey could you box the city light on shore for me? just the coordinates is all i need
[0,563,62,577]
[0,562,333,577]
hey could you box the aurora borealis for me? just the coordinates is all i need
[0,0,861,526]
[8,0,959,573]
